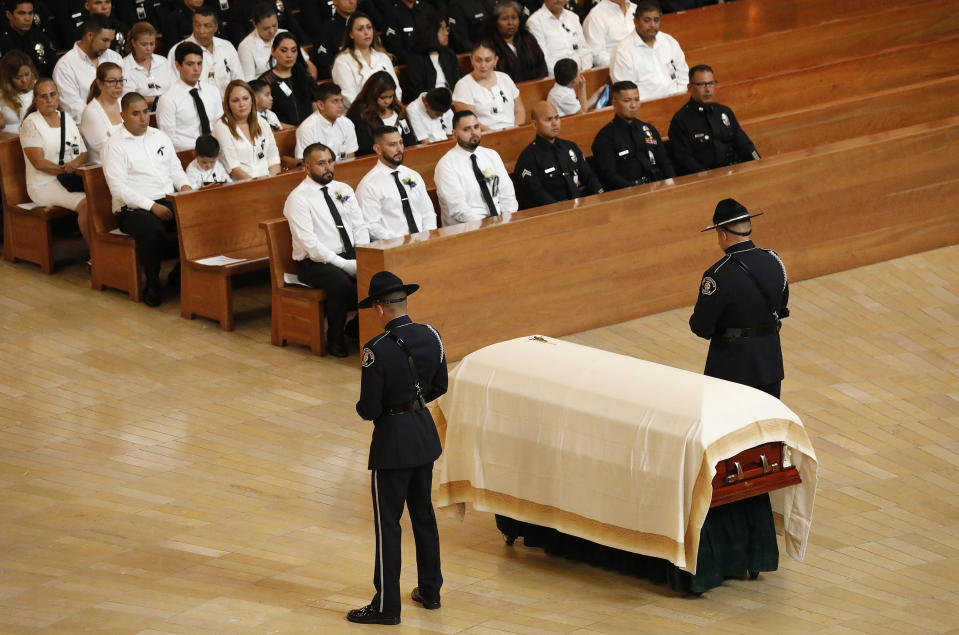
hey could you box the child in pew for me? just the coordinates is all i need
[250,79,281,131]
[184,135,231,189]
[548,58,608,117]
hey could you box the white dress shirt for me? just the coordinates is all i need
[212,118,280,178]
[259,109,281,130]
[356,160,437,240]
[184,157,232,188]
[52,43,123,123]
[452,72,520,131]
[527,6,593,77]
[102,125,190,212]
[294,111,358,160]
[156,78,224,151]
[610,31,688,101]
[434,144,517,226]
[331,48,401,107]
[583,0,637,67]
[406,93,452,143]
[79,98,123,164]
[168,35,243,95]
[283,176,370,267]
[122,53,175,102]
[19,110,86,199]
[237,29,309,81]
[547,83,582,116]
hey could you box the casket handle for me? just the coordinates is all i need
[725,461,745,484]
[760,454,779,474]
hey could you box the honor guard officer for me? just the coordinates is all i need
[689,198,789,398]
[348,270,447,626]
[590,79,674,192]
[0,0,57,76]
[668,64,760,176]
[514,101,602,209]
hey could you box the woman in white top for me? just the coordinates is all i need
[212,80,281,180]
[0,51,37,134]
[452,40,524,131]
[122,22,174,109]
[80,62,124,164]
[19,78,89,242]
[331,12,402,107]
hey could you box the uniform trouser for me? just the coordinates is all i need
[116,201,175,286]
[370,463,442,617]
[295,258,357,344]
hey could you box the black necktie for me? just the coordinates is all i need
[552,143,578,199]
[470,153,498,217]
[189,86,210,135]
[321,185,355,259]
[391,170,418,234]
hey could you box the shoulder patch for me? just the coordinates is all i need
[700,276,717,296]
[362,347,375,367]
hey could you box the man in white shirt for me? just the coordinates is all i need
[52,14,123,123]
[527,0,593,78]
[167,6,241,95]
[157,41,223,151]
[610,1,688,101]
[434,110,517,227]
[583,0,636,67]
[406,88,453,144]
[283,142,370,357]
[294,82,358,161]
[356,126,437,241]
[102,92,192,307]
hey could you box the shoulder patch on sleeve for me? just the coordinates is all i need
[700,276,717,296]
[426,324,444,362]
[362,347,375,367]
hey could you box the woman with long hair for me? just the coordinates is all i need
[259,31,317,124]
[452,40,525,131]
[401,11,462,105]
[212,79,281,180]
[19,78,90,242]
[487,0,547,82]
[79,62,124,164]
[122,22,174,109]
[346,71,418,156]
[331,12,401,107]
[0,51,38,133]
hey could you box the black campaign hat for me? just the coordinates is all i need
[357,270,419,309]
[701,198,764,232]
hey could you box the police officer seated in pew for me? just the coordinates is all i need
[514,101,603,209]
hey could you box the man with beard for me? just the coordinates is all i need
[356,125,437,240]
[283,142,370,357]
[50,0,127,57]
[52,13,122,123]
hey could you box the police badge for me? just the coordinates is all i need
[568,148,577,163]
[643,124,652,138]
[700,276,717,296]
[362,347,375,367]
[721,112,730,127]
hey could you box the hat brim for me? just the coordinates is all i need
[357,283,420,309]
[701,211,764,232]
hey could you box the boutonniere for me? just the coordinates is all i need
[335,189,351,203]
[482,167,495,181]
[402,175,417,188]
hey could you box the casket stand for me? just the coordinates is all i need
[433,336,818,593]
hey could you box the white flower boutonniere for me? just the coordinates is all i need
[335,189,351,204]
[482,167,494,181]
[402,176,417,188]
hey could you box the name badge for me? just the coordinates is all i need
[544,166,555,173]
[137,5,146,19]
[618,149,630,157]
[278,80,292,96]
[403,27,413,33]
[219,0,229,9]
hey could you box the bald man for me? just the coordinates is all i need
[512,101,603,209]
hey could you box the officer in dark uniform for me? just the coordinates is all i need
[51,0,128,56]
[514,100,602,209]
[668,64,760,176]
[689,198,789,398]
[115,0,165,33]
[591,79,675,191]
[447,0,490,53]
[162,0,211,48]
[217,0,307,47]
[0,0,57,76]
[347,270,446,626]
[381,0,425,65]
[311,0,351,78]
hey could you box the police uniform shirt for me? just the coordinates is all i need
[514,135,602,209]
[406,93,452,143]
[102,125,190,212]
[609,30,688,101]
[590,115,675,191]
[689,240,788,389]
[357,314,446,470]
[582,0,636,67]
[218,0,307,47]
[52,43,124,124]
[447,0,492,53]
[434,143,517,226]
[161,3,197,46]
[356,159,437,240]
[526,5,593,78]
[294,111,359,160]
[155,78,224,151]
[382,0,421,66]
[0,23,57,77]
[122,53,175,103]
[115,0,164,32]
[55,2,129,57]
[168,35,243,96]
[312,11,346,78]
[668,99,760,175]
[283,176,370,264]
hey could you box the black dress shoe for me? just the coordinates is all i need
[143,283,162,307]
[327,340,348,358]
[411,587,440,609]
[345,315,359,340]
[346,604,400,625]
[166,262,181,291]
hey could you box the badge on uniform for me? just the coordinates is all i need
[700,276,717,296]
[521,168,532,178]
[568,148,577,163]
[643,125,651,138]
[721,113,730,127]
[362,347,375,367]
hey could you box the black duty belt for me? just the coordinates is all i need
[386,400,426,416]
[721,324,780,340]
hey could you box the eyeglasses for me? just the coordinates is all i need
[102,78,126,86]
[690,81,718,88]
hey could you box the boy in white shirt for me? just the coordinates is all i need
[184,134,231,189]
[406,87,454,143]
[250,79,281,130]
[295,82,358,161]
[547,58,607,117]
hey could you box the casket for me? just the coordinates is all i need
[434,335,818,574]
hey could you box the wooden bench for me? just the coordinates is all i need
[260,218,327,356]
[0,133,78,273]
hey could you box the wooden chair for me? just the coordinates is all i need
[260,218,327,356]
[0,133,78,273]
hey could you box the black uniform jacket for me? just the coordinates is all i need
[0,24,57,77]
[591,115,675,191]
[689,240,789,388]
[357,315,447,470]
[312,11,345,79]
[401,46,461,103]
[218,0,307,47]
[115,0,164,33]
[447,0,491,53]
[514,135,602,209]
[668,99,759,175]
